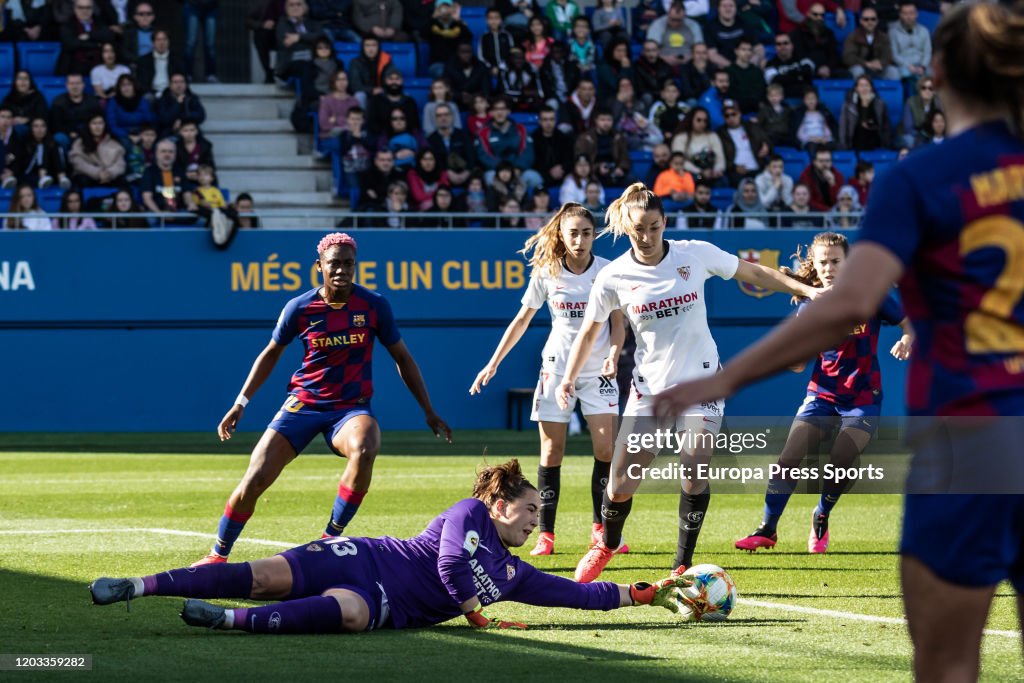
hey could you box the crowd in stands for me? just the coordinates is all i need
[280,0,949,227]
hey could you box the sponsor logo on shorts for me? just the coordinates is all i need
[598,376,617,397]
[506,564,516,581]
[701,400,722,416]
[306,543,323,552]
[352,313,366,327]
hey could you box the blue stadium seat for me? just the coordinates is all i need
[38,187,63,213]
[221,188,231,203]
[858,148,898,179]
[776,146,810,181]
[0,187,12,207]
[0,79,11,97]
[824,12,854,55]
[18,42,61,77]
[873,79,903,133]
[509,112,538,132]
[334,42,360,67]
[405,77,432,112]
[814,79,853,120]
[604,186,625,203]
[462,7,488,43]
[630,150,652,183]
[917,10,940,35]
[381,42,417,77]
[711,187,734,211]
[549,187,560,206]
[0,44,13,80]
[831,150,857,180]
[83,187,118,205]
[36,76,67,105]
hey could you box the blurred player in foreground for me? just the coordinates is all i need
[559,183,819,583]
[91,460,688,632]
[654,4,1024,678]
[735,231,913,554]
[470,203,627,556]
[193,233,451,566]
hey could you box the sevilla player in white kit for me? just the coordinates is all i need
[557,184,819,582]
[471,203,626,556]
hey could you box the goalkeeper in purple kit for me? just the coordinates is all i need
[90,460,689,632]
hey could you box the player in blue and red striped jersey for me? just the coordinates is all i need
[653,4,1024,678]
[91,460,690,633]
[192,233,452,567]
[734,231,913,554]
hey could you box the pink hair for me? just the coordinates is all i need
[316,232,357,255]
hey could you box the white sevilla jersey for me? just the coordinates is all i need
[522,256,612,377]
[585,240,739,394]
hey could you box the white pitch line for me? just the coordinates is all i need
[0,527,293,548]
[741,598,1021,639]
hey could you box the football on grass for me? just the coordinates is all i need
[674,564,738,622]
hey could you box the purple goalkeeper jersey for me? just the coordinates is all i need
[368,498,621,628]
[272,285,400,409]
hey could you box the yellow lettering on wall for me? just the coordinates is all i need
[506,260,525,289]
[282,262,302,291]
[387,261,408,290]
[310,263,322,287]
[442,261,460,289]
[480,261,502,290]
[262,253,281,291]
[231,262,260,291]
[411,261,432,289]
[359,261,377,289]
[461,260,480,290]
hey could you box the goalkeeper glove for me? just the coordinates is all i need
[463,603,528,630]
[629,576,692,612]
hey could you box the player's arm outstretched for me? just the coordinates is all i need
[556,319,605,409]
[733,259,822,300]
[217,341,287,441]
[469,305,540,394]
[890,317,915,361]
[386,340,453,442]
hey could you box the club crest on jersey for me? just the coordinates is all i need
[306,543,323,552]
[677,266,690,281]
[737,249,781,298]
[506,564,516,580]
[352,313,366,327]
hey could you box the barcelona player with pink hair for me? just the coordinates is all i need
[192,232,451,566]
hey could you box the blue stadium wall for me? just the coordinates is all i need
[0,229,908,432]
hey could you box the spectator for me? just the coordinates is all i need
[125,124,157,183]
[671,106,726,182]
[155,72,207,138]
[889,2,931,90]
[632,0,665,42]
[540,41,582,110]
[249,0,282,84]
[136,29,187,97]
[499,0,541,43]
[357,148,402,210]
[524,189,552,230]
[59,0,115,76]
[399,0,433,39]
[777,181,822,227]
[5,184,50,230]
[406,148,449,210]
[777,0,847,34]
[566,79,598,133]
[367,67,420,136]
[141,138,196,220]
[312,38,341,97]
[649,80,688,138]
[90,43,131,102]
[755,153,794,211]
[719,177,766,228]
[486,160,527,210]
[544,0,582,41]
[476,97,542,189]
[445,42,491,111]
[678,179,717,227]
[582,180,606,214]
[568,16,597,78]
[764,32,816,99]
[706,0,764,70]
[69,114,125,186]
[49,73,103,151]
[575,109,630,187]
[679,41,713,104]
[107,188,149,228]
[793,86,837,151]
[348,36,392,106]
[825,184,861,229]
[790,2,841,79]
[420,186,458,228]
[634,39,676,106]
[614,82,664,152]
[106,75,155,145]
[849,159,873,207]
[275,0,325,102]
[645,142,672,186]
[646,0,703,70]
[653,151,696,210]
[0,106,24,189]
[352,0,407,41]
[798,146,843,211]
[426,102,474,188]
[318,70,360,140]
[559,154,597,205]
[53,189,97,230]
[337,107,373,189]
[427,0,472,78]
[2,71,48,135]
[18,118,71,190]
[379,107,425,170]
[718,99,771,185]
[499,195,524,228]
[175,119,215,186]
[478,8,515,76]
[499,48,543,111]
[899,76,941,149]
[726,38,765,114]
[592,0,629,50]
[191,163,227,218]
[737,0,775,38]
[121,2,157,64]
[838,75,892,151]
[184,0,219,82]
[309,0,360,44]
[382,180,409,228]
[1,0,45,42]
[466,93,491,139]
[758,83,795,147]
[531,105,573,189]
[232,192,260,229]
[698,70,731,130]
[463,172,487,214]
[843,7,899,81]
[917,109,946,147]
[522,16,553,70]
[595,38,632,103]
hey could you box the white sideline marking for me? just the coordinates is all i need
[0,527,293,549]
[741,598,1021,639]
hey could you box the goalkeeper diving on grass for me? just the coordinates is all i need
[90,460,690,633]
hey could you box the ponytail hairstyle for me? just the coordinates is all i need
[519,202,596,278]
[472,459,537,508]
[933,1,1024,138]
[601,182,664,240]
[782,231,849,304]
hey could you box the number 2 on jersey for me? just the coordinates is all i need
[959,216,1024,353]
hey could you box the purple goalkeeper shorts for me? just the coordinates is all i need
[268,395,374,456]
[280,538,392,630]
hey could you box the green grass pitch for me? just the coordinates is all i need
[1,431,1020,682]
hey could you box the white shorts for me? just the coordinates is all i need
[622,381,724,441]
[530,371,620,423]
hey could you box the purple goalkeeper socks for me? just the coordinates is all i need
[232,596,343,634]
[142,562,253,598]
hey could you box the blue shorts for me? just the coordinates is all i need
[280,537,393,630]
[901,494,1024,592]
[795,396,881,436]
[268,395,374,456]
